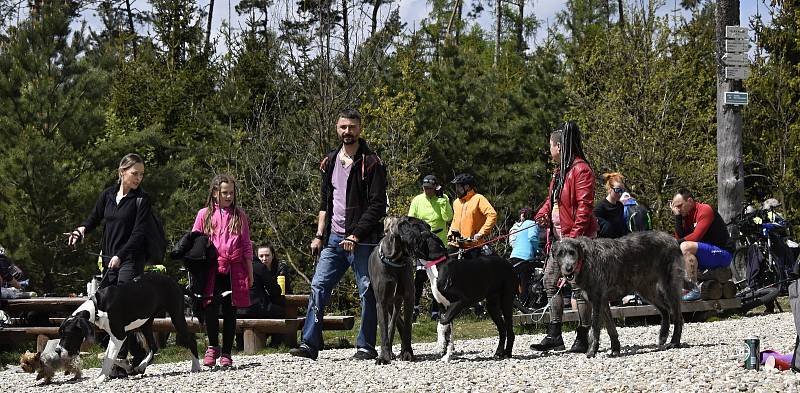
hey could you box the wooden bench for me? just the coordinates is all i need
[2,294,355,353]
[513,298,743,326]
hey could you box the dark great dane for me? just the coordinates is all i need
[369,216,448,365]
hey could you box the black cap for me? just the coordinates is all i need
[422,175,438,188]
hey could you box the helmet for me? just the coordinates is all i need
[450,173,475,186]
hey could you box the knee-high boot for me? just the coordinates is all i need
[569,302,591,353]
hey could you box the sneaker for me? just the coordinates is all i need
[219,354,232,367]
[289,344,318,360]
[351,348,377,360]
[682,289,701,302]
[203,346,220,367]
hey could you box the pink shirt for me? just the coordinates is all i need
[192,206,253,273]
[192,206,253,308]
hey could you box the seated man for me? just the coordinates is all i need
[671,188,734,301]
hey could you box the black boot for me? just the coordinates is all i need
[530,322,565,351]
[568,326,589,353]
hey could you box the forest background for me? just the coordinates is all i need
[0,0,797,312]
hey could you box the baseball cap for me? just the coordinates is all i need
[422,175,438,188]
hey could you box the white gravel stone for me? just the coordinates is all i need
[2,312,799,392]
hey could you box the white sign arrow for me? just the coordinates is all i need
[726,40,750,53]
[725,67,750,80]
[726,26,748,40]
[723,53,749,66]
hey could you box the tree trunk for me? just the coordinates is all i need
[371,0,381,37]
[516,0,524,54]
[205,0,214,55]
[617,0,624,28]
[493,0,501,67]
[341,0,350,75]
[715,0,743,229]
[125,0,137,58]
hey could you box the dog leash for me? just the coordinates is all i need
[424,223,539,269]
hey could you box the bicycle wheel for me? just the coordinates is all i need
[513,296,533,314]
[738,286,781,313]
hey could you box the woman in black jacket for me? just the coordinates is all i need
[594,172,628,239]
[66,153,152,288]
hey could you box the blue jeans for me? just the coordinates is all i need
[300,233,377,355]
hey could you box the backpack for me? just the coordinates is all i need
[137,197,168,264]
[626,204,652,232]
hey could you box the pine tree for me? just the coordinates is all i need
[0,3,110,292]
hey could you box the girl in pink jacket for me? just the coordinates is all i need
[192,174,253,368]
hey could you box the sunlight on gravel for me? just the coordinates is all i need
[3,312,800,392]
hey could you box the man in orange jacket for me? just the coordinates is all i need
[448,173,497,259]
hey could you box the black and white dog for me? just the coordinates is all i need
[57,272,201,383]
[369,216,448,365]
[424,238,516,361]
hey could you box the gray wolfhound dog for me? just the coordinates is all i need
[552,231,691,358]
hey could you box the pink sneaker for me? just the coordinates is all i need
[203,346,220,367]
[219,354,233,368]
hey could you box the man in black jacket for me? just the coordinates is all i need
[290,109,388,361]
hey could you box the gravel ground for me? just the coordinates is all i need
[2,312,799,392]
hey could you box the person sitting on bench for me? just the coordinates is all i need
[671,188,734,301]
[236,244,286,349]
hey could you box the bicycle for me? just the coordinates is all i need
[731,204,795,313]
[511,250,548,314]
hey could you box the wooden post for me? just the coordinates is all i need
[715,0,744,227]
[243,329,266,355]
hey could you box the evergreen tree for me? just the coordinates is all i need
[0,3,109,292]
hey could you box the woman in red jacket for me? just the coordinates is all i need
[530,121,599,354]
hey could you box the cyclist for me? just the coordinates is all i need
[671,188,734,301]
[447,173,497,258]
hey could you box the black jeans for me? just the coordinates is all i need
[204,274,237,355]
[98,258,145,364]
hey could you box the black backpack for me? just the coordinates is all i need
[626,204,652,232]
[137,197,167,264]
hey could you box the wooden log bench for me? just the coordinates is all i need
[1,294,355,353]
[513,298,743,326]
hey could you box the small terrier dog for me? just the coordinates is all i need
[20,339,82,384]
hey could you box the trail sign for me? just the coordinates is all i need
[723,53,749,66]
[726,40,750,53]
[724,92,749,106]
[725,67,750,80]
[725,26,748,40]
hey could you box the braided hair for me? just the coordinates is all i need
[551,121,589,204]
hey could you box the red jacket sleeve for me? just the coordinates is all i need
[681,204,714,242]
[568,163,596,238]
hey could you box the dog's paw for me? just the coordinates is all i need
[609,350,620,357]
[191,358,202,372]
[399,350,415,362]
[375,356,391,365]
[585,351,597,359]
[93,374,108,385]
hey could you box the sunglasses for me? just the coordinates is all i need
[612,187,625,194]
